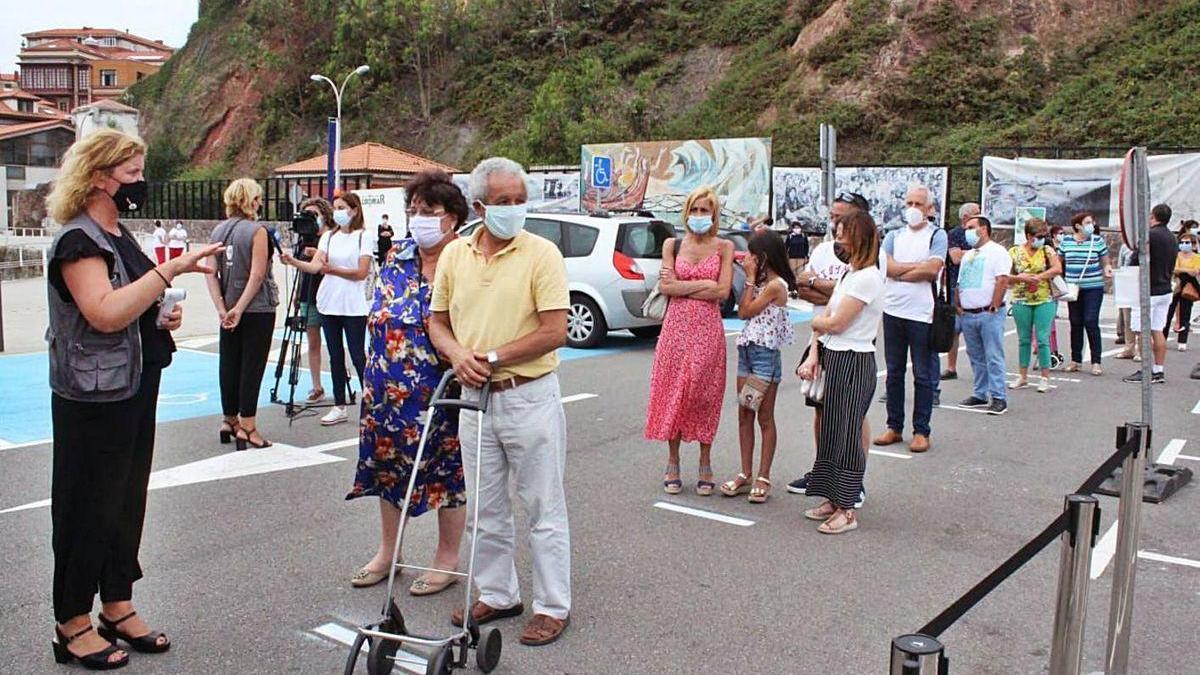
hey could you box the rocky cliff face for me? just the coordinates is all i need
[128,0,1192,177]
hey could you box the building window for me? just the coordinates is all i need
[79,68,90,90]
[17,100,33,113]
[100,69,117,87]
[6,166,25,180]
[57,99,69,112]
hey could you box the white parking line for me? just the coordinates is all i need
[1138,551,1200,569]
[311,622,425,674]
[874,329,1017,378]
[868,449,912,459]
[562,393,599,404]
[1156,439,1187,466]
[653,501,754,527]
[935,404,995,414]
[1091,519,1120,579]
[0,437,52,452]
[1191,400,1200,414]
[1176,454,1200,462]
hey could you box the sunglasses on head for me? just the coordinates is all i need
[834,192,870,211]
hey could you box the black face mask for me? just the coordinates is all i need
[833,242,851,264]
[110,179,148,213]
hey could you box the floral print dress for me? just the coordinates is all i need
[346,239,465,516]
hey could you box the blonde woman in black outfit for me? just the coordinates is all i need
[44,129,221,669]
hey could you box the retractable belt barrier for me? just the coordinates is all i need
[918,431,1140,639]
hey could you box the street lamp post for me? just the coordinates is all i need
[310,65,369,195]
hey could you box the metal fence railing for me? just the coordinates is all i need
[140,175,374,221]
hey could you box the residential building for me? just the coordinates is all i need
[18,28,174,111]
[71,99,140,139]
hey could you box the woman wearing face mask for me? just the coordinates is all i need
[1165,232,1200,351]
[345,171,469,593]
[283,191,374,425]
[1171,221,1200,334]
[1008,218,1063,392]
[1059,212,1112,374]
[295,197,336,403]
[44,130,222,669]
[645,186,734,496]
[206,178,280,449]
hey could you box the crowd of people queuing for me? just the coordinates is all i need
[39,127,1200,669]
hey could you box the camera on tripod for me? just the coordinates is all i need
[289,210,322,255]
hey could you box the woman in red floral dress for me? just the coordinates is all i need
[345,171,469,596]
[645,186,734,495]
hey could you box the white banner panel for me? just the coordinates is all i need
[981,153,1200,232]
[452,171,581,214]
[773,166,949,233]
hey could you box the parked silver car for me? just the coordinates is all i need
[461,213,675,348]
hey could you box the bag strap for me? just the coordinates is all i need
[1073,238,1096,283]
[217,218,244,297]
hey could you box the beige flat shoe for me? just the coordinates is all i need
[351,567,389,588]
[409,573,459,596]
[804,501,837,521]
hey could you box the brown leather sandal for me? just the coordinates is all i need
[519,613,570,646]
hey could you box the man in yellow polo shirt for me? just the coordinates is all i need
[429,156,572,646]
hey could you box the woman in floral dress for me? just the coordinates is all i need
[645,186,735,495]
[346,171,469,596]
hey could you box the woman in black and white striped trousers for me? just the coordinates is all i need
[796,209,886,534]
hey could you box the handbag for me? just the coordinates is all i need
[1053,239,1095,302]
[930,272,956,353]
[641,238,684,321]
[1181,276,1200,302]
[737,376,770,411]
[797,343,826,403]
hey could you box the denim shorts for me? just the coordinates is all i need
[299,301,323,328]
[737,343,782,383]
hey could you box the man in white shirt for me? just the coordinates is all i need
[955,216,1011,415]
[874,185,947,453]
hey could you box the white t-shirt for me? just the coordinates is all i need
[152,227,167,247]
[806,241,850,315]
[820,266,885,353]
[316,228,374,316]
[168,225,187,249]
[882,225,947,323]
[956,241,1011,310]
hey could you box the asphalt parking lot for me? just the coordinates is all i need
[0,308,1196,674]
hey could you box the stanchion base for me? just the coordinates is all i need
[1096,463,1193,503]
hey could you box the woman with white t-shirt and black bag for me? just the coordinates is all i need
[796,209,885,535]
[283,191,373,425]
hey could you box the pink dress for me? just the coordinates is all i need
[644,252,727,444]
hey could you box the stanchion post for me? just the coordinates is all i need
[1105,422,1149,673]
[1049,494,1099,675]
[890,634,946,675]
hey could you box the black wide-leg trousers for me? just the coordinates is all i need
[51,367,161,623]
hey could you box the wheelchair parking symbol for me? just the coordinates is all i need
[591,156,613,190]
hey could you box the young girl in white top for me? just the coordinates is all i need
[720,230,796,503]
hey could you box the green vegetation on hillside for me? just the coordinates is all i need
[128,0,1200,178]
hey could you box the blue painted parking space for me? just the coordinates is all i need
[1,309,811,445]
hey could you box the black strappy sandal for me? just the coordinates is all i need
[218,418,236,444]
[235,426,273,451]
[97,611,170,654]
[53,624,130,669]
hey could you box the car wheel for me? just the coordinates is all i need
[567,295,607,349]
[629,325,662,339]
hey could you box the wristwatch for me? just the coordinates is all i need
[486,351,501,367]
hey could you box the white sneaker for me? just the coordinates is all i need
[321,406,348,426]
[1179,343,1189,352]
[1037,376,1050,393]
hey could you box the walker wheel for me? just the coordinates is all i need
[342,633,368,675]
[475,628,502,673]
[367,637,398,675]
[426,645,453,675]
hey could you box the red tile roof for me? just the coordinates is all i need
[23,28,174,52]
[0,118,74,141]
[72,99,139,114]
[274,142,457,175]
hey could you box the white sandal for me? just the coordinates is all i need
[720,472,752,497]
[748,477,771,504]
[818,509,858,535]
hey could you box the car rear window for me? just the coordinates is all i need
[618,220,674,259]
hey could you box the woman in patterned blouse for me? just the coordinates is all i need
[345,171,469,596]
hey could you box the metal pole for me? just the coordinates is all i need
[890,634,945,675]
[0,275,6,352]
[1105,147,1152,674]
[1049,494,1099,675]
[333,85,342,190]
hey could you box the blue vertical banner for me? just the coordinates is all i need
[326,116,337,201]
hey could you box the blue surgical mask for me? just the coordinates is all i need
[686,215,712,234]
[315,215,324,228]
[1083,223,1095,236]
[333,210,352,228]
[964,229,980,248]
[1181,243,1195,253]
[483,203,527,240]
[1031,237,1045,249]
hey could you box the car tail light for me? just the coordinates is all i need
[612,250,644,280]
